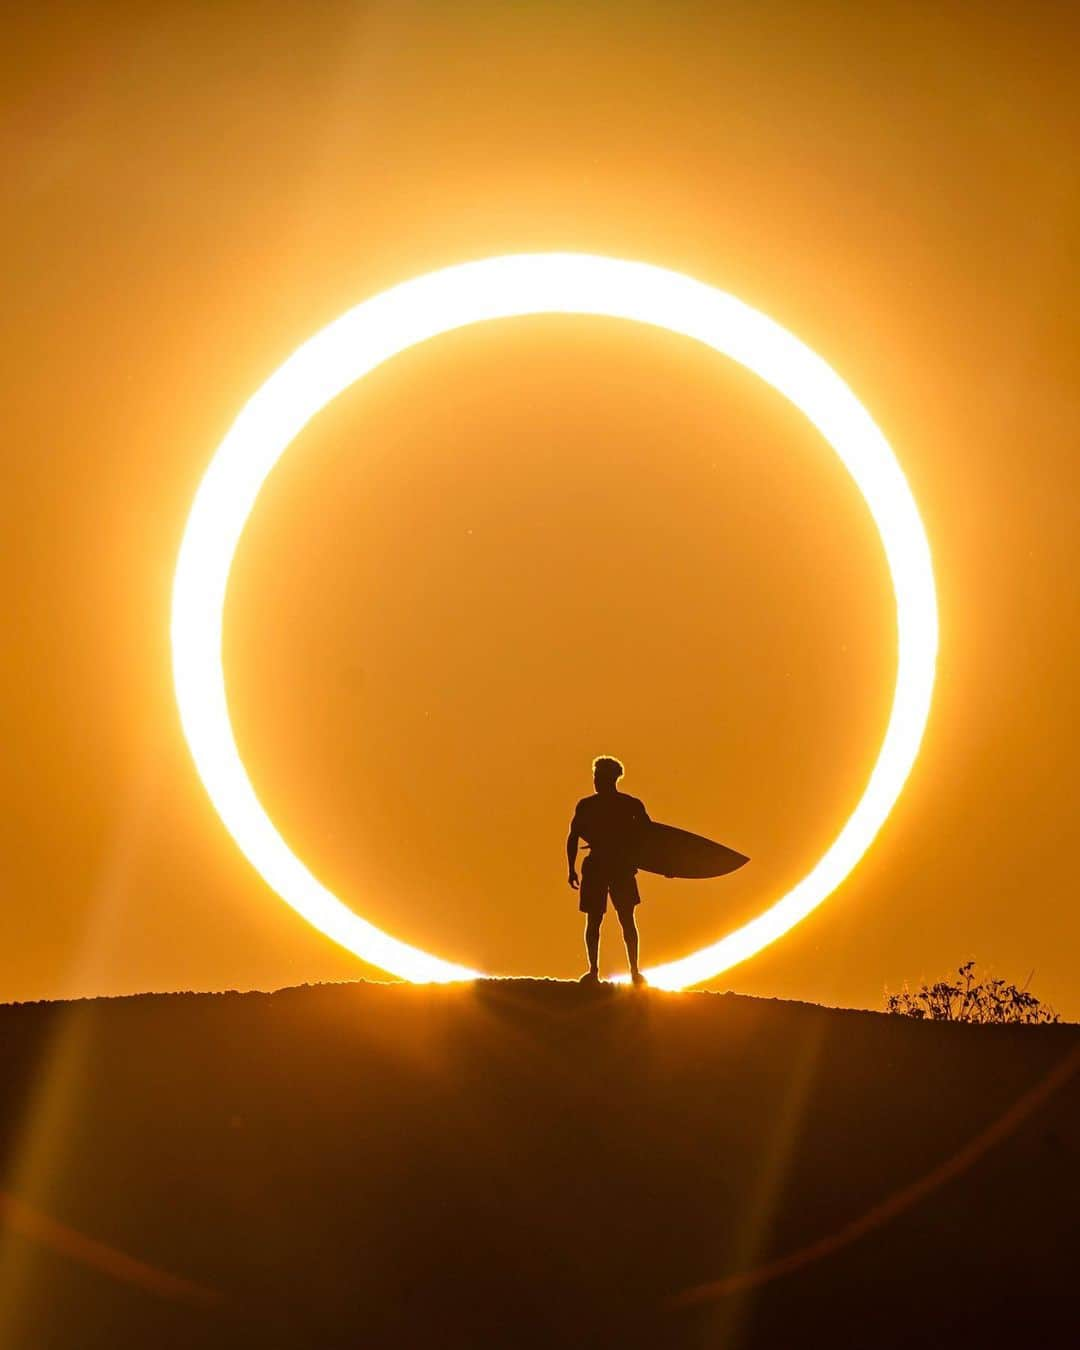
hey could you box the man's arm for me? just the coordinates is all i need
[629,799,651,875]
[566,810,581,889]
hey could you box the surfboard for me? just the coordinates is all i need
[633,822,749,879]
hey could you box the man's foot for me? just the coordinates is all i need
[579,970,600,985]
[630,970,648,987]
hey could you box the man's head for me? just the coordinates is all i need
[592,755,624,793]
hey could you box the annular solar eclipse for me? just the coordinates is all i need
[171,253,938,989]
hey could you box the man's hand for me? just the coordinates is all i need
[568,870,579,890]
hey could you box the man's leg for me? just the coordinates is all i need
[583,912,602,978]
[579,865,605,980]
[617,908,641,979]
[612,874,644,983]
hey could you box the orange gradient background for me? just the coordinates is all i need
[2,2,1076,1012]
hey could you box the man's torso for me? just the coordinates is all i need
[573,792,648,874]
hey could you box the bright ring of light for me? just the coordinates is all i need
[172,253,938,989]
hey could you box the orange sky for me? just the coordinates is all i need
[2,2,1077,1014]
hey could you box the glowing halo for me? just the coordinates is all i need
[171,253,938,989]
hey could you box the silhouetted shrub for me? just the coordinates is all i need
[885,960,1059,1024]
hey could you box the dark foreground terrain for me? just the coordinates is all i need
[0,980,1076,1349]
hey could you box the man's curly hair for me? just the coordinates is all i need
[592,755,624,784]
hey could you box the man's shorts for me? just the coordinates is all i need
[579,857,641,917]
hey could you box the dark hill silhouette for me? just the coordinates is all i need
[0,980,1076,1349]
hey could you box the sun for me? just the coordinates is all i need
[171,253,938,989]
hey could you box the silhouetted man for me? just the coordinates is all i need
[566,756,649,985]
